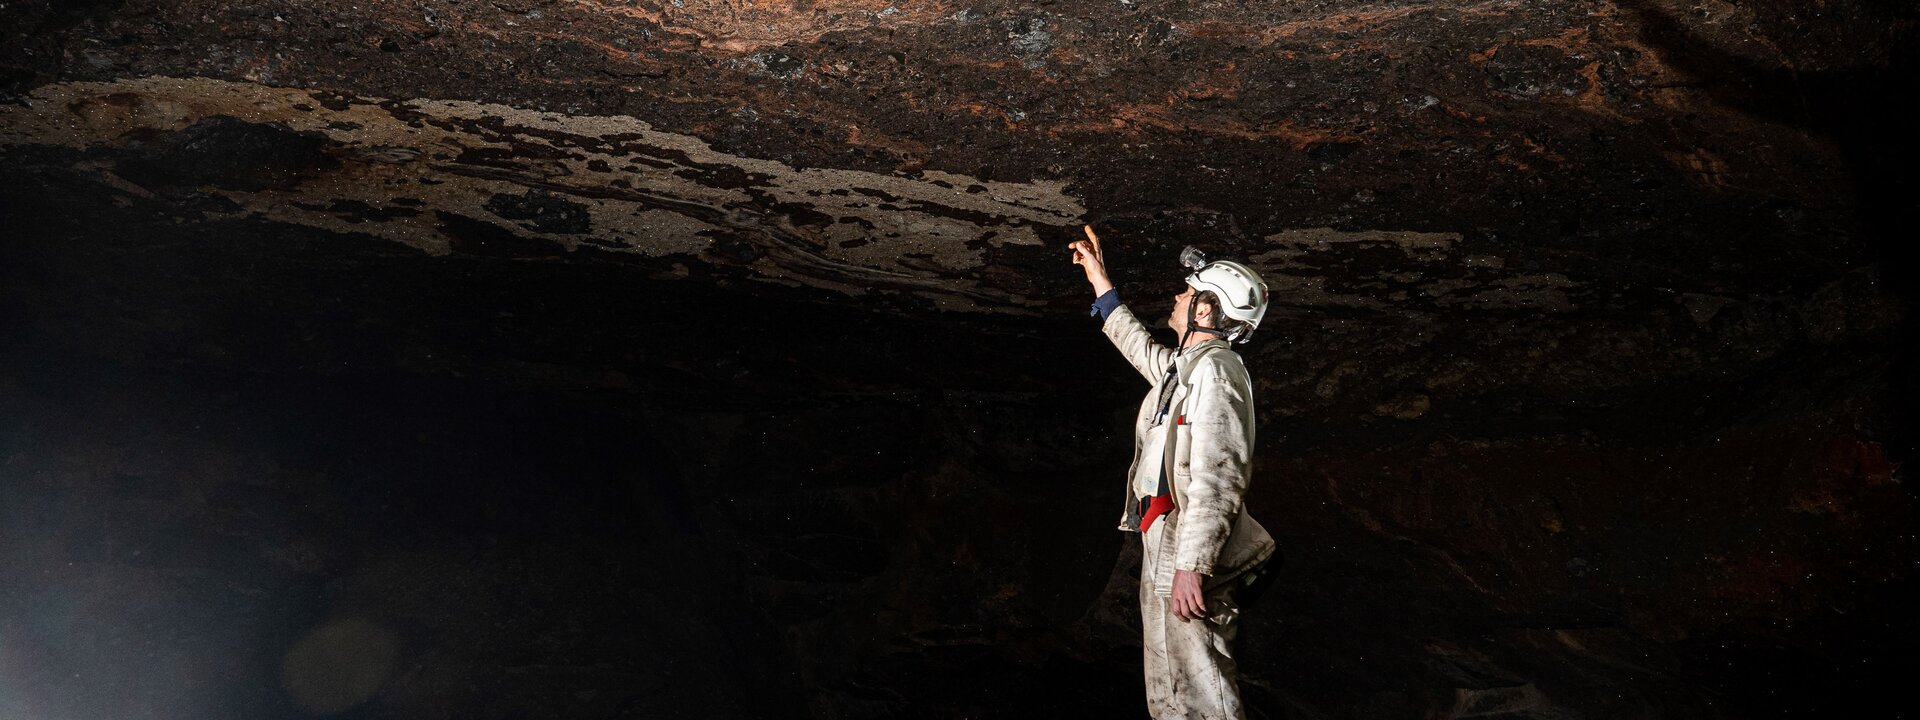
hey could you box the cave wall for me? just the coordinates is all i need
[3,0,1916,718]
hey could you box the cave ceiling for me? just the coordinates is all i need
[6,0,1913,462]
[5,0,1907,327]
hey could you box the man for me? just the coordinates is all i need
[1069,225,1276,719]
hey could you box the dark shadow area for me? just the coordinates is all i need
[1602,11,1920,709]
[1614,0,1920,460]
[0,168,1154,719]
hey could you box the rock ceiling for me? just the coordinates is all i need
[6,0,1905,321]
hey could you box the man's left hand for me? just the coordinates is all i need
[1171,569,1208,622]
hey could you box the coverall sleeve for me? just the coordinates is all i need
[1101,304,1175,385]
[1174,361,1256,575]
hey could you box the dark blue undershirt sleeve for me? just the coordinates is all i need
[1090,288,1121,320]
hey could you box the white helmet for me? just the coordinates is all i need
[1180,246,1269,343]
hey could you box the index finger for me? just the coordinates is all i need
[1082,225,1103,254]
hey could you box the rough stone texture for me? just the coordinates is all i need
[2,0,1915,718]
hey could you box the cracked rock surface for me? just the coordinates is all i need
[2,0,1915,718]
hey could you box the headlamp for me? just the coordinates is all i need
[1179,245,1208,271]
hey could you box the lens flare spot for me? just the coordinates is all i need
[281,618,399,715]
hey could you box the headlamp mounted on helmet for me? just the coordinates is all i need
[1180,245,1209,272]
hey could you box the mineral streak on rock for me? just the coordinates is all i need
[2,78,1590,317]
[572,0,957,53]
[1,76,1085,310]
[1250,228,1578,314]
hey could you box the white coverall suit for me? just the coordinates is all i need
[1102,303,1275,720]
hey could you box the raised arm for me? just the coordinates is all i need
[1071,225,1174,383]
[1102,305,1175,384]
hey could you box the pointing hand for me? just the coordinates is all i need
[1069,224,1114,296]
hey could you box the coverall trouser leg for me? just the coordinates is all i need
[1140,514,1246,720]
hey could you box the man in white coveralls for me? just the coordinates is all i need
[1069,225,1277,719]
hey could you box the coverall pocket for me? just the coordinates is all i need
[1171,424,1193,479]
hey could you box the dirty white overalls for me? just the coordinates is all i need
[1101,304,1275,720]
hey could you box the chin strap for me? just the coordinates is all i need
[1177,295,1229,354]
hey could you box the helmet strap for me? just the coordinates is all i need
[1179,291,1227,354]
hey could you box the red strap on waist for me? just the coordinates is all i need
[1140,493,1175,534]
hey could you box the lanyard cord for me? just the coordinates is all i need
[1151,362,1179,427]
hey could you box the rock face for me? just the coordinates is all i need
[1,1,1914,718]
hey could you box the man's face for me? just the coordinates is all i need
[1170,286,1195,334]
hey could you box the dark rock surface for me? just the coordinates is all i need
[2,0,1915,718]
